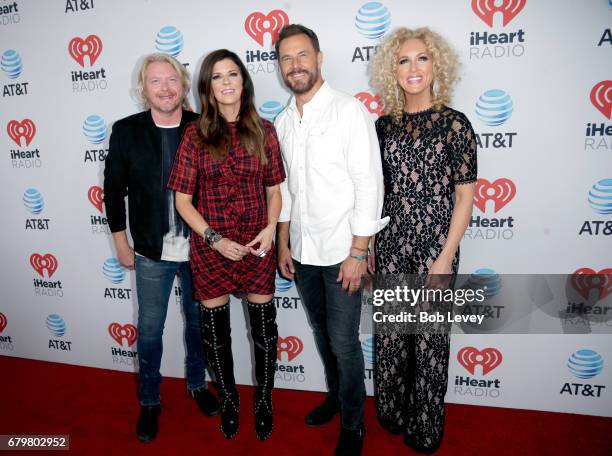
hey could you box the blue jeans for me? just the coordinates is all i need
[135,255,207,406]
[293,260,365,430]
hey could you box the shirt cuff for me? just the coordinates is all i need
[349,216,390,236]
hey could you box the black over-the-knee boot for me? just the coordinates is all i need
[200,302,240,439]
[247,299,278,440]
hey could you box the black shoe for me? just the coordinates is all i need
[191,387,220,417]
[403,431,442,454]
[136,404,161,443]
[247,300,278,441]
[305,396,340,426]
[378,417,403,436]
[220,390,240,439]
[335,426,365,456]
[200,303,240,439]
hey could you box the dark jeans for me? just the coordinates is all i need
[293,260,365,430]
[135,255,207,406]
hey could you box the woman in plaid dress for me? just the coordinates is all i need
[168,49,285,441]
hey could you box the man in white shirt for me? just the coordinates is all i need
[275,24,388,456]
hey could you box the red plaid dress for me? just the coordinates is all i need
[168,120,286,300]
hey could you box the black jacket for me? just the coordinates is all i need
[103,109,198,260]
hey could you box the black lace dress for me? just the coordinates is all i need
[374,106,477,450]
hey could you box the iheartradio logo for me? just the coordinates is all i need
[0,312,6,333]
[30,253,58,278]
[68,35,103,67]
[572,268,612,301]
[7,119,36,147]
[355,92,384,117]
[244,10,289,47]
[590,80,612,120]
[108,322,138,347]
[473,178,516,213]
[471,0,526,28]
[88,186,104,213]
[457,346,502,375]
[277,335,303,362]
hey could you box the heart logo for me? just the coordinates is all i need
[471,0,526,28]
[88,186,104,213]
[457,346,502,375]
[6,119,36,147]
[571,268,612,301]
[355,92,384,117]
[108,322,138,347]
[0,312,7,333]
[244,10,289,47]
[30,253,58,278]
[590,80,612,120]
[473,178,516,213]
[68,34,103,67]
[277,335,303,362]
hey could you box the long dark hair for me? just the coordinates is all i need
[197,49,266,164]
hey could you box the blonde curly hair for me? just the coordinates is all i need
[370,27,459,120]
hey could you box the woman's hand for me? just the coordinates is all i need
[246,224,275,257]
[425,255,453,289]
[213,238,249,261]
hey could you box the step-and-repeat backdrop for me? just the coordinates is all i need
[1,1,610,417]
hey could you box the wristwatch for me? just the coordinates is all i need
[204,227,222,247]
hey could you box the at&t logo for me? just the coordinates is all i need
[584,80,612,151]
[352,2,391,63]
[103,257,132,300]
[0,1,21,26]
[7,118,41,169]
[47,314,72,352]
[454,346,502,398]
[65,0,95,13]
[83,115,108,164]
[155,26,184,57]
[23,187,50,231]
[578,179,612,236]
[30,253,63,297]
[465,178,516,241]
[560,349,606,398]
[1,49,29,97]
[469,0,526,60]
[355,92,384,118]
[88,185,109,235]
[474,89,517,149]
[459,269,505,332]
[273,271,300,310]
[109,322,138,365]
[258,101,284,122]
[68,34,108,93]
[0,312,13,352]
[243,10,288,75]
[276,335,305,383]
[102,257,131,300]
[565,268,612,320]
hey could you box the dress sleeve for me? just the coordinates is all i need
[263,122,286,187]
[168,123,199,195]
[450,114,478,185]
[374,115,386,154]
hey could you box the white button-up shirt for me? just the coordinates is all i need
[275,82,389,266]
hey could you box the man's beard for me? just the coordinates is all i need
[283,68,317,95]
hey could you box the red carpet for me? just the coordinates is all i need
[1,356,610,455]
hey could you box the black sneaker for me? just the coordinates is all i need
[304,396,340,426]
[136,404,161,443]
[335,426,365,456]
[191,387,220,416]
